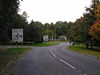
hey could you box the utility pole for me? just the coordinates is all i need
[46,24,49,41]
[55,28,56,41]
[47,24,48,35]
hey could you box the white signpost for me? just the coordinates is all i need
[43,35,48,41]
[12,29,23,42]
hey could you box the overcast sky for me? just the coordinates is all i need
[19,0,91,24]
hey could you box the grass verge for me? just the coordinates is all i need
[29,42,59,47]
[0,42,59,47]
[68,44,100,57]
[0,48,31,75]
[49,41,68,43]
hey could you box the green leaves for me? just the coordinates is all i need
[0,0,21,41]
[24,20,43,43]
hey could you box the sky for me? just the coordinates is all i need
[19,0,92,24]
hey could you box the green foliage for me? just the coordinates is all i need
[0,0,21,41]
[24,20,43,43]
[67,0,100,49]
[0,30,9,42]
[89,20,100,40]
[0,0,99,47]
[43,21,73,40]
[27,42,58,47]
[95,3,100,19]
[68,44,100,56]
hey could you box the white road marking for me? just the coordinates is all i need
[59,59,76,69]
[50,49,76,70]
[84,74,87,75]
[50,49,57,58]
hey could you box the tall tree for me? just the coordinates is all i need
[95,2,100,19]
[89,2,100,40]
[90,20,100,40]
[24,20,43,43]
[67,0,100,48]
[0,0,21,41]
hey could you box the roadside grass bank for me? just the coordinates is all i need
[29,42,59,47]
[49,41,68,43]
[68,44,100,59]
[0,48,32,75]
[0,42,59,47]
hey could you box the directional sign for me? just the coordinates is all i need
[43,35,48,41]
[12,29,23,42]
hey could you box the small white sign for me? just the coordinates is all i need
[43,35,48,41]
[12,29,23,42]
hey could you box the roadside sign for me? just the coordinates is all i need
[12,29,23,42]
[43,35,48,41]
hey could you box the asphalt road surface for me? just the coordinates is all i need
[11,43,100,75]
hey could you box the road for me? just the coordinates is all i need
[11,43,100,75]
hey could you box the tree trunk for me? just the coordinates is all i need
[90,40,93,49]
[86,43,89,49]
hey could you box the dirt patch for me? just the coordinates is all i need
[0,47,7,51]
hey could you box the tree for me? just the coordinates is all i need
[90,20,100,40]
[0,0,21,42]
[90,2,100,40]
[67,0,100,48]
[24,20,43,43]
[95,3,100,19]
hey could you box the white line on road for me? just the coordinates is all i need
[50,49,76,70]
[84,74,87,75]
[50,49,57,58]
[59,59,76,69]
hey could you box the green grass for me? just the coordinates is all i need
[50,41,68,43]
[0,48,31,74]
[0,42,59,47]
[10,42,59,47]
[28,42,59,47]
[68,44,100,57]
